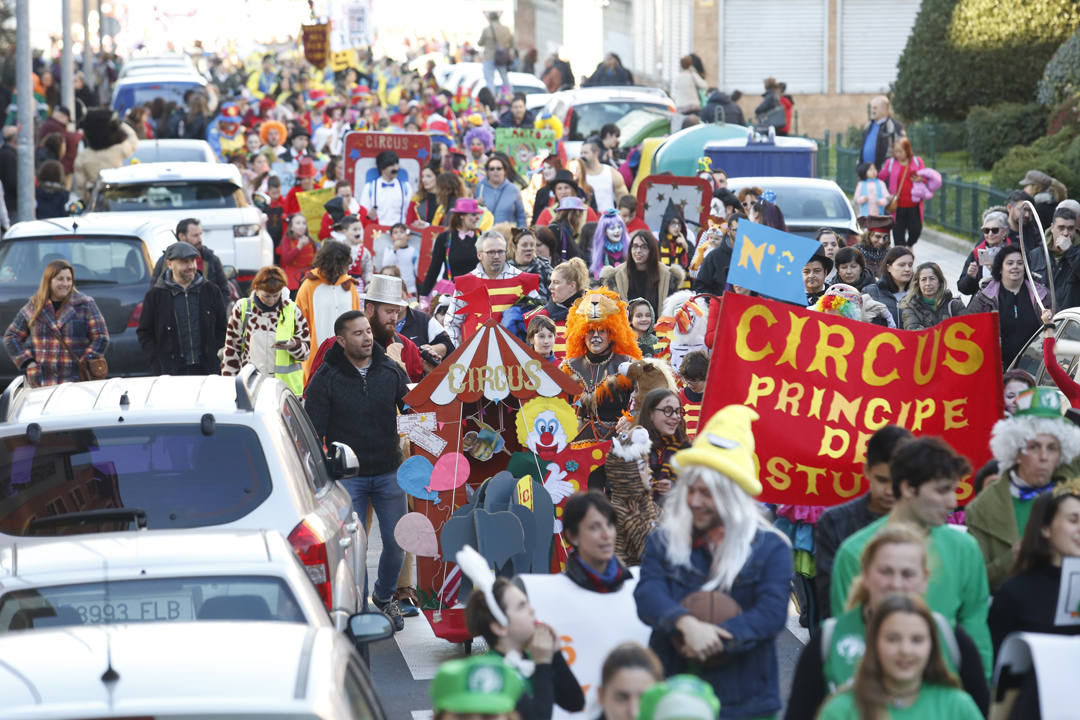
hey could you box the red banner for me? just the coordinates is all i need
[300,23,330,69]
[701,294,1003,506]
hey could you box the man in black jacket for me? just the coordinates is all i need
[137,242,227,375]
[858,96,904,170]
[151,218,231,302]
[304,310,411,631]
[812,424,912,622]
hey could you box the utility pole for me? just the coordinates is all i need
[62,0,75,117]
[15,0,33,223]
[82,0,92,93]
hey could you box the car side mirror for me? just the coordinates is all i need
[252,191,270,211]
[223,264,238,280]
[67,200,85,216]
[329,441,359,479]
[347,611,394,646]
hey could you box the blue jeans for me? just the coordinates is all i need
[340,471,406,604]
[482,60,510,96]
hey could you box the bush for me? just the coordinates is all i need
[990,128,1080,196]
[893,0,1080,121]
[965,103,1047,169]
[907,118,967,154]
[1048,93,1080,136]
[1037,27,1080,107]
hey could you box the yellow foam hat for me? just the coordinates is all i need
[673,405,762,496]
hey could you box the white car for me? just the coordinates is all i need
[88,161,272,285]
[0,368,368,632]
[111,70,208,116]
[726,176,860,243]
[540,86,677,158]
[131,138,217,164]
[118,55,197,79]
[0,529,331,631]
[0,621,391,720]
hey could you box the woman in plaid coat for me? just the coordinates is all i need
[4,259,109,387]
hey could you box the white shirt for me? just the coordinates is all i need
[381,245,418,294]
[360,175,411,226]
[587,167,615,211]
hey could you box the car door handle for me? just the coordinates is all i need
[345,522,359,533]
[339,536,352,548]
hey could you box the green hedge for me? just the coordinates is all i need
[965,103,1047,169]
[1038,27,1080,106]
[893,0,1080,121]
[907,119,966,154]
[990,129,1080,196]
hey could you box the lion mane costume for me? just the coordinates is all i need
[563,288,643,361]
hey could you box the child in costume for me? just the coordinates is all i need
[430,654,524,720]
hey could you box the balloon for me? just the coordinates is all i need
[429,452,471,491]
[397,455,440,502]
[393,512,439,557]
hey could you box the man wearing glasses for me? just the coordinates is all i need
[445,230,539,345]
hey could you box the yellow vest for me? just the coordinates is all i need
[240,299,304,396]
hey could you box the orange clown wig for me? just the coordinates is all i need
[259,120,288,148]
[563,288,643,360]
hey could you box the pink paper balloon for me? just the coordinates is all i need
[429,452,471,491]
[393,512,439,558]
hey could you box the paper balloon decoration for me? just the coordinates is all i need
[430,452,471,491]
[397,455,440,502]
[394,512,439,557]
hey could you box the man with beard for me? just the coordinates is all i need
[361,274,424,382]
[152,218,231,302]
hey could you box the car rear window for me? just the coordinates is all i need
[132,145,210,164]
[568,101,670,141]
[0,237,148,287]
[0,576,306,631]
[0,425,272,536]
[734,185,854,223]
[94,181,240,212]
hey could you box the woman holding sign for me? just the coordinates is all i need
[964,244,1049,369]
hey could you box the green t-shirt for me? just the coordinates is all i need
[1011,494,1035,538]
[818,684,982,720]
[829,516,992,678]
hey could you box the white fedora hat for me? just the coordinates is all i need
[360,274,408,306]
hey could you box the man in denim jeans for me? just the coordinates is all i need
[305,310,410,631]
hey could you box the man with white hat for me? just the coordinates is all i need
[362,273,424,382]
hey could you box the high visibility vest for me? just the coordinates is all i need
[240,299,304,396]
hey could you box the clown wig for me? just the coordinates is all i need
[464,124,495,153]
[563,288,643,360]
[989,414,1080,472]
[658,465,789,591]
[259,120,287,148]
[591,210,630,278]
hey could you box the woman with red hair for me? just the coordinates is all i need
[877,137,927,248]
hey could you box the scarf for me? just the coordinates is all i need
[564,551,633,593]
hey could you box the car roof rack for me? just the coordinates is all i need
[234,363,263,411]
[0,376,27,422]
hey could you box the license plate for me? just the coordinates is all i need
[69,596,195,624]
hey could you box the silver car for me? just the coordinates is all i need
[727,176,861,244]
[0,367,368,631]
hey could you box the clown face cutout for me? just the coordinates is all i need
[515,397,579,458]
[528,410,570,455]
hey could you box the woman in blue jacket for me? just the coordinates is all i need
[474,152,526,226]
[633,405,793,719]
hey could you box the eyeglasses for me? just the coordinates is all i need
[482,249,506,256]
[653,406,686,418]
[487,165,504,172]
[982,227,1003,234]
[631,244,649,251]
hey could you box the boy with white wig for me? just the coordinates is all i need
[633,405,793,719]
[966,386,1080,591]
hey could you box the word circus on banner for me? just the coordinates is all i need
[701,293,1002,506]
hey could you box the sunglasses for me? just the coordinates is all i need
[982,227,1003,234]
[654,406,686,418]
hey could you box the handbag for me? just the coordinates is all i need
[886,161,910,214]
[48,321,108,381]
[758,104,786,129]
[672,589,742,667]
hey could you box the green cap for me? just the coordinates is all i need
[430,655,525,714]
[1014,387,1065,418]
[638,675,720,720]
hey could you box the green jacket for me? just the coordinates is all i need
[964,474,1019,593]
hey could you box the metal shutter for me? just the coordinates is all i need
[721,0,827,94]
[839,0,920,93]
[532,0,564,61]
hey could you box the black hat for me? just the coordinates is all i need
[56,105,72,119]
[165,242,200,261]
[323,195,347,225]
[287,126,311,142]
[549,169,579,193]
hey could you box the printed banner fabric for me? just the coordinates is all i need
[701,293,1003,506]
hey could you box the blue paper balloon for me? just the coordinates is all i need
[397,455,440,502]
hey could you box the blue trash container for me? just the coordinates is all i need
[704,132,818,179]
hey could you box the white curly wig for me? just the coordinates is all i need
[989,414,1080,470]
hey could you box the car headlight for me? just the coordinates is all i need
[233,223,261,237]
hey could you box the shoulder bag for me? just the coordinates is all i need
[48,320,108,381]
[886,162,910,214]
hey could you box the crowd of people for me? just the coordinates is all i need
[5,24,1080,720]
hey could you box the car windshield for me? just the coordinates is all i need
[94,181,240,212]
[0,237,148,286]
[739,185,854,223]
[0,425,272,536]
[0,576,306,631]
[126,81,204,108]
[568,101,669,141]
[132,144,209,164]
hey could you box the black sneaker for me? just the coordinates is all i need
[394,587,421,618]
[374,597,405,632]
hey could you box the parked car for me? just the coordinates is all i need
[0,620,392,720]
[118,54,198,79]
[0,528,331,631]
[88,161,273,287]
[131,138,217,164]
[726,176,860,243]
[1009,308,1080,387]
[0,215,176,383]
[0,367,369,630]
[111,70,208,117]
[540,86,678,157]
